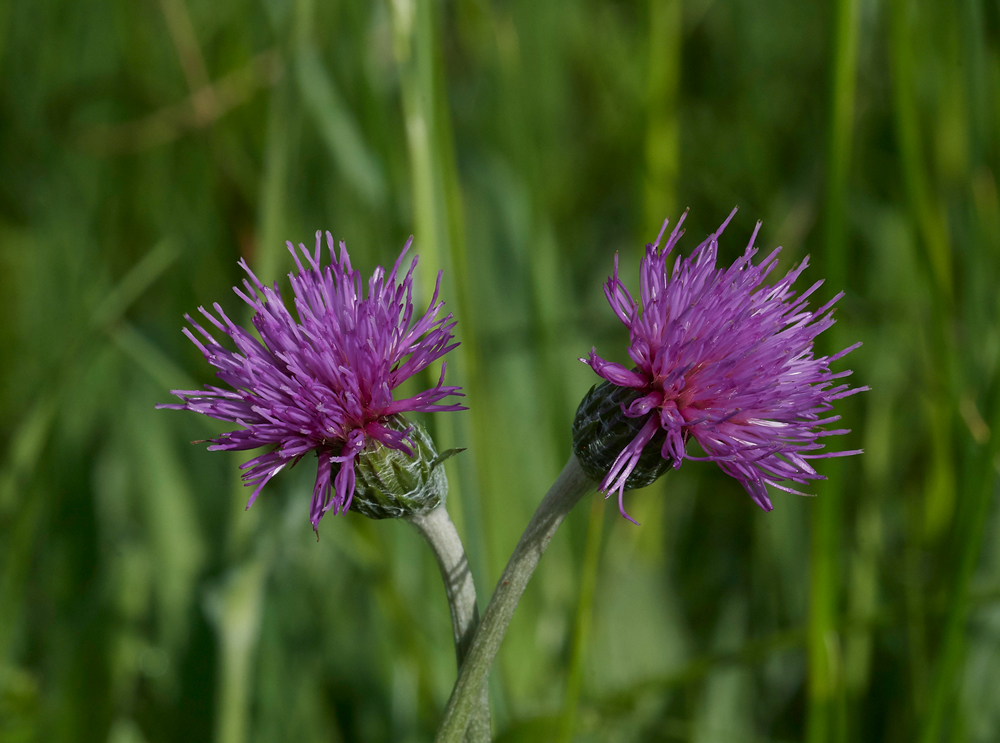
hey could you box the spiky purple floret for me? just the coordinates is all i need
[158,233,464,530]
[583,208,867,523]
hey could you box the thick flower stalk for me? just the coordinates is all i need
[576,208,867,522]
[158,233,464,530]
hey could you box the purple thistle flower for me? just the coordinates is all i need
[578,208,867,523]
[158,232,465,530]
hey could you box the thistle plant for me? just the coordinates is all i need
[434,210,866,742]
[159,213,865,743]
[159,234,489,740]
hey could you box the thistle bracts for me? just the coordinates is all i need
[572,382,672,491]
[352,416,463,520]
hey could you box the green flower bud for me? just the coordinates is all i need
[351,416,462,520]
[571,381,672,490]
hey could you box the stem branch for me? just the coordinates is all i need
[408,506,491,742]
[434,455,595,742]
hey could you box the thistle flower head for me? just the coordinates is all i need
[158,233,464,530]
[576,208,867,523]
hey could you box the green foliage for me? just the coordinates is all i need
[2,0,1000,741]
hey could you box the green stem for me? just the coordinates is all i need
[808,0,859,739]
[435,456,595,743]
[407,507,491,741]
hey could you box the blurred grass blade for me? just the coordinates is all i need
[0,395,56,516]
[888,0,953,304]
[0,492,45,663]
[429,8,493,612]
[76,52,283,156]
[691,595,752,743]
[205,558,268,743]
[132,401,207,653]
[256,71,297,284]
[821,0,858,293]
[158,0,218,119]
[919,423,999,743]
[0,0,11,73]
[391,0,490,605]
[593,626,806,715]
[392,0,442,284]
[644,0,682,235]
[108,322,200,400]
[3,237,180,514]
[808,464,846,743]
[295,45,386,207]
[808,0,859,739]
[919,364,1000,741]
[91,238,179,329]
[558,492,605,742]
[391,3,498,736]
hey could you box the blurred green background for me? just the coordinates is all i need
[1,0,998,740]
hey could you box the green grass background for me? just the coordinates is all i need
[2,0,999,741]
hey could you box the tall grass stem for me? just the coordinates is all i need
[807,0,859,738]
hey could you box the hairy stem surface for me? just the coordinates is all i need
[408,506,491,742]
[434,455,595,743]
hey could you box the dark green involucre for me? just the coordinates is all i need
[350,416,462,520]
[571,381,673,491]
